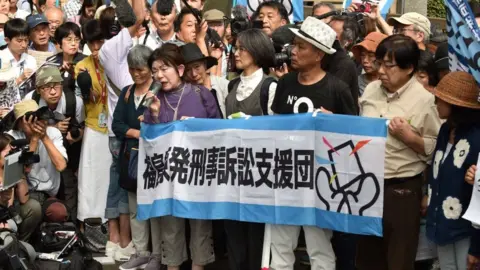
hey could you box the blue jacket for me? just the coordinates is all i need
[426,123,480,256]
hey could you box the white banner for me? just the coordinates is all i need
[137,113,387,236]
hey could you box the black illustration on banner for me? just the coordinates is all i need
[315,140,380,216]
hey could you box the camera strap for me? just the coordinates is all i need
[93,60,107,106]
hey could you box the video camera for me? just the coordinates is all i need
[229,5,263,37]
[273,44,293,67]
[230,18,263,37]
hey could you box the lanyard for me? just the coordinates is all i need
[93,60,107,105]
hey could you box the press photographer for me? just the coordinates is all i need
[24,65,84,222]
[8,99,68,242]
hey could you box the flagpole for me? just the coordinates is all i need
[261,224,271,270]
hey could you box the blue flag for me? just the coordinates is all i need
[445,0,480,101]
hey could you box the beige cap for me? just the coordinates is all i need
[388,12,431,36]
[203,9,225,22]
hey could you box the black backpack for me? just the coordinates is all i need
[35,222,77,253]
[227,76,276,115]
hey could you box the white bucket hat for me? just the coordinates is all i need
[289,16,337,55]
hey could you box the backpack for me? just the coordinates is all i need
[32,90,77,121]
[0,230,36,270]
[227,76,276,115]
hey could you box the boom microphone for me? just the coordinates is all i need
[112,0,137,27]
[77,71,92,102]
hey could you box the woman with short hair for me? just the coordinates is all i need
[143,43,219,270]
[225,28,276,118]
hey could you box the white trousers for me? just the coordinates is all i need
[270,225,335,270]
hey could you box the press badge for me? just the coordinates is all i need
[98,111,107,128]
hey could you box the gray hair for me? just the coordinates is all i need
[127,45,153,69]
[312,2,336,15]
[45,7,67,23]
[413,25,430,43]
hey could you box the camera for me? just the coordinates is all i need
[357,0,373,13]
[273,44,293,67]
[230,19,263,37]
[8,139,40,167]
[53,113,82,140]
[25,107,82,140]
[0,205,22,225]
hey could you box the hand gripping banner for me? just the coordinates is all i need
[137,113,387,236]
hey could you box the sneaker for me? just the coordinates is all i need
[115,241,136,262]
[119,254,150,270]
[144,256,164,270]
[105,241,118,258]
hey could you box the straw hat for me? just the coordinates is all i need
[434,71,480,109]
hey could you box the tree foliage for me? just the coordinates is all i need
[427,0,447,18]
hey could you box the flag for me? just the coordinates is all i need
[445,0,480,101]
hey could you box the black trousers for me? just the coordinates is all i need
[224,220,265,270]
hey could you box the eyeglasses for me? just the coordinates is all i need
[232,46,247,54]
[373,60,397,70]
[40,84,62,92]
[393,28,419,35]
[63,38,81,44]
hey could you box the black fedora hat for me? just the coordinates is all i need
[181,43,218,69]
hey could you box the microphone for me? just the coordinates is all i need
[143,81,162,107]
[156,0,174,16]
[231,4,248,20]
[77,71,92,102]
[112,0,137,28]
[313,11,340,21]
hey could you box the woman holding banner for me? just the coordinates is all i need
[426,71,480,270]
[143,43,220,270]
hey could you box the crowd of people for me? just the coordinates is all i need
[0,0,480,269]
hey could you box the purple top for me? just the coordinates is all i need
[143,83,220,123]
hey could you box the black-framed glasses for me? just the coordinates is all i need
[373,60,397,70]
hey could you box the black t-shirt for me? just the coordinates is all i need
[271,71,357,116]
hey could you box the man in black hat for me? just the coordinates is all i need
[182,43,228,118]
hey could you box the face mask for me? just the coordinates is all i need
[0,32,5,47]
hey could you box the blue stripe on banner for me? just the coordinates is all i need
[137,199,383,236]
[141,113,388,140]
